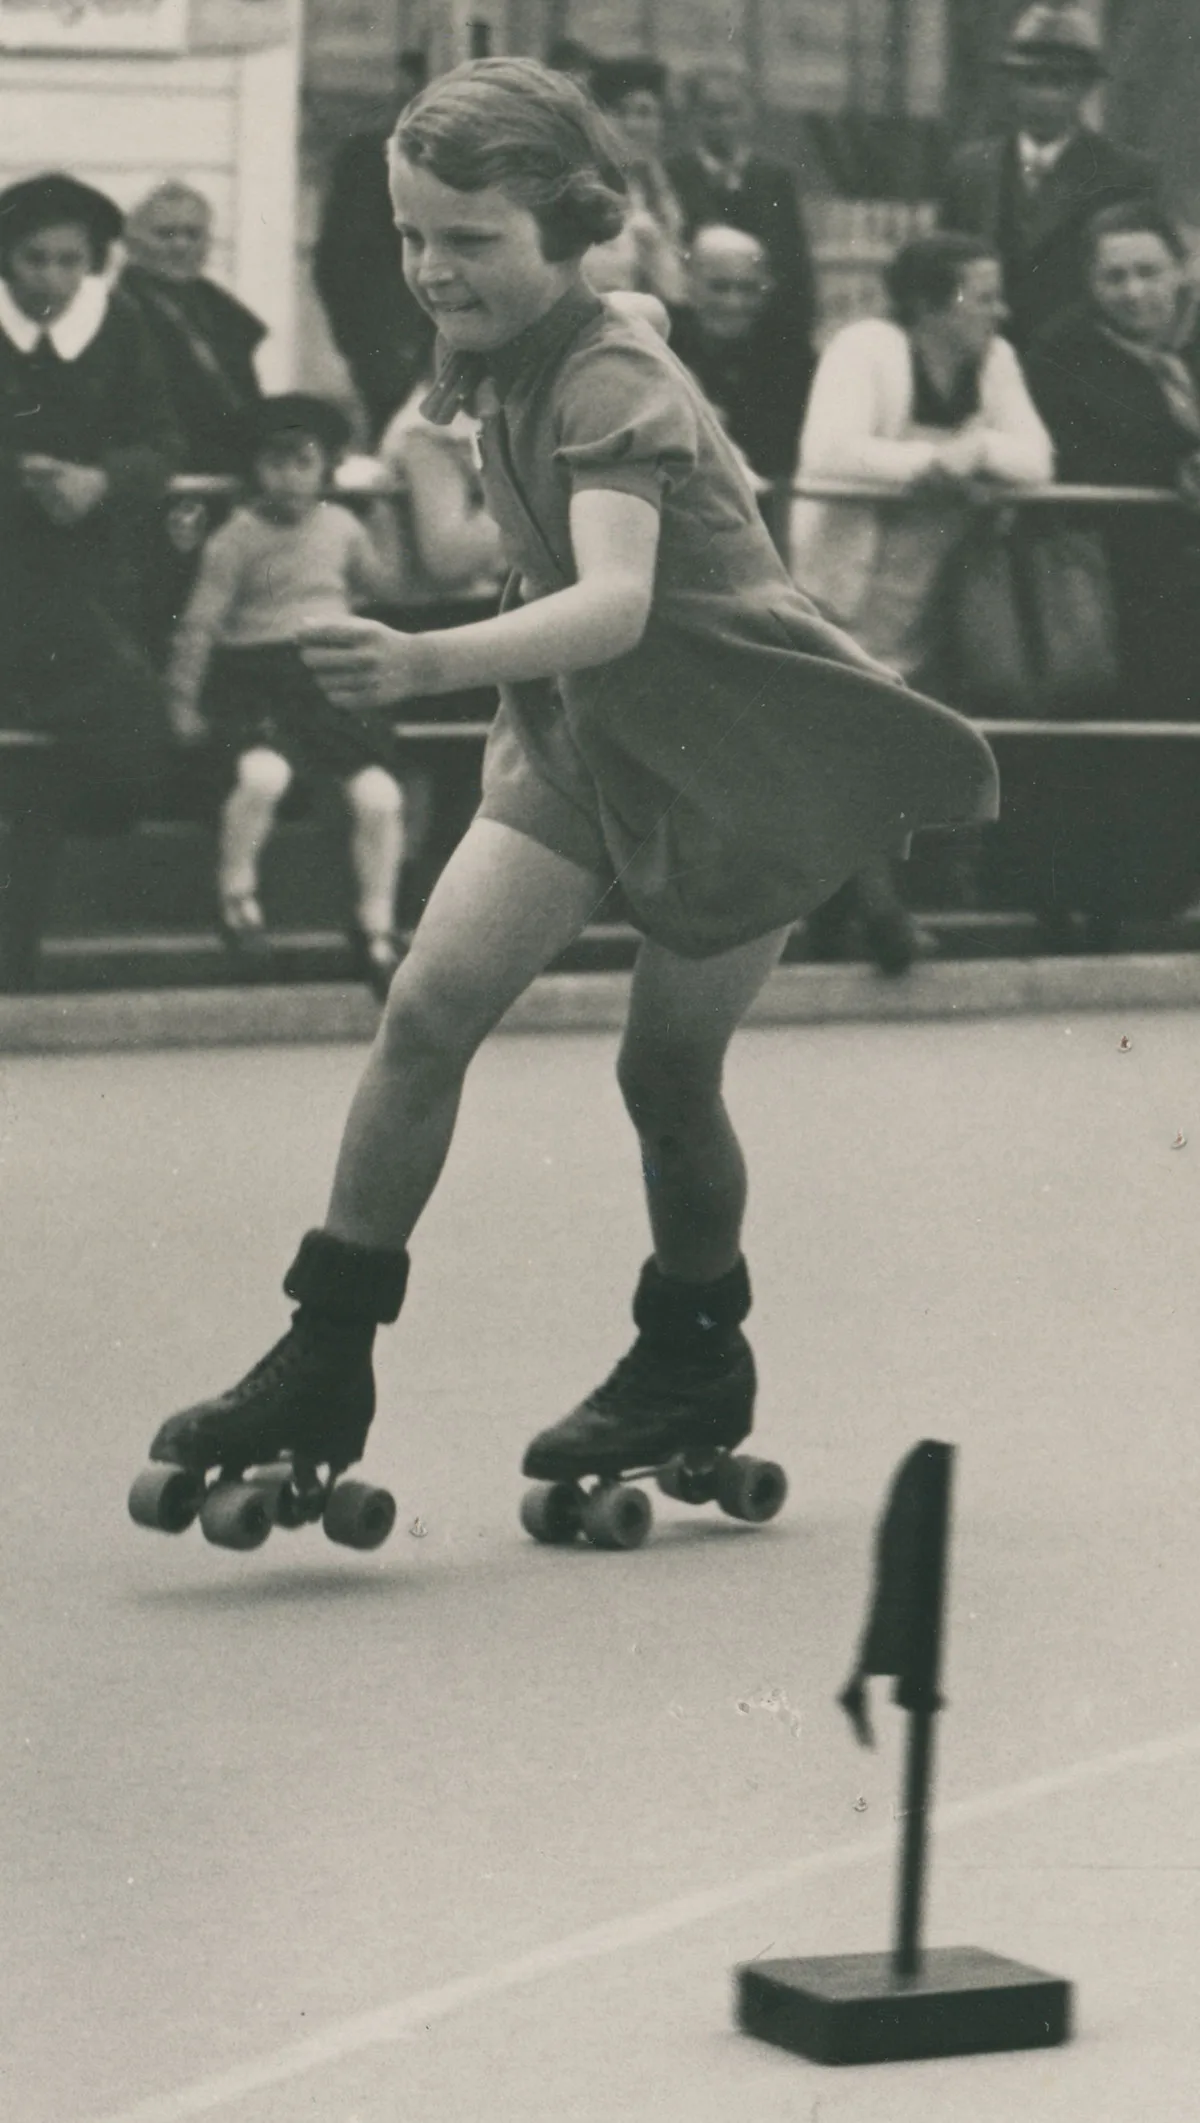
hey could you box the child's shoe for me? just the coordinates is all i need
[349,922,404,1003]
[218,890,270,959]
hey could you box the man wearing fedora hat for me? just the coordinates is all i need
[939,3,1161,349]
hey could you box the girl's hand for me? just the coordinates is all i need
[298,619,421,710]
[20,456,108,525]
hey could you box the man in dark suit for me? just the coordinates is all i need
[669,225,812,555]
[312,51,436,442]
[939,3,1161,351]
[666,62,817,370]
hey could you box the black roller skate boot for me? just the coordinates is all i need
[130,1231,410,1553]
[519,1260,787,1551]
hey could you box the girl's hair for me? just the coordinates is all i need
[885,232,997,325]
[392,57,628,262]
[1084,199,1187,269]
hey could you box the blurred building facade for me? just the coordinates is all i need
[0,0,301,386]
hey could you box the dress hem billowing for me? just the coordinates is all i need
[463,284,998,958]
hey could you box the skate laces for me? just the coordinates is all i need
[222,1328,308,1406]
[222,1315,361,1407]
[587,1338,711,1422]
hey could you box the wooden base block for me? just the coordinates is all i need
[736,1946,1072,2066]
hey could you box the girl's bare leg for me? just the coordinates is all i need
[325,819,606,1250]
[520,926,790,1482]
[617,926,791,1282]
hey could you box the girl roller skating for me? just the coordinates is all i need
[137,60,996,1548]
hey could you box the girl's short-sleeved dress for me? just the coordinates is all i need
[424,285,997,960]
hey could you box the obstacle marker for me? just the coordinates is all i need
[735,1440,1072,2065]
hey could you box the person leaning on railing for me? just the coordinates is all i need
[791,230,1052,972]
[1019,201,1200,947]
[0,174,181,993]
[669,224,812,560]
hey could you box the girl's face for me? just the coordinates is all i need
[1089,230,1182,345]
[6,223,92,323]
[390,157,580,352]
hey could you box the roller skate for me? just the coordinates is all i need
[519,1258,787,1551]
[128,1230,409,1555]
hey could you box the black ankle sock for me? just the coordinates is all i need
[632,1256,750,1357]
[283,1229,410,1325]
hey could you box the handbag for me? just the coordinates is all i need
[942,507,1121,719]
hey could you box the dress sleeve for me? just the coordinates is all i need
[553,340,698,509]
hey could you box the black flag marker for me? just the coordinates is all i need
[839,1438,951,1749]
[736,1438,1072,2062]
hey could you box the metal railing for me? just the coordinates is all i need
[2,477,1194,756]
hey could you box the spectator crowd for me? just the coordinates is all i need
[3,3,1200,992]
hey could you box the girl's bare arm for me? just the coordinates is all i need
[299,487,661,707]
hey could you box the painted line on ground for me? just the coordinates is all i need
[85,1718,1200,2123]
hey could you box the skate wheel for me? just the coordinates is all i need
[199,1481,273,1551]
[323,1480,397,1551]
[244,1464,299,1525]
[519,1481,582,1545]
[128,1464,204,1534]
[580,1483,652,1551]
[714,1455,788,1524]
[656,1455,718,1506]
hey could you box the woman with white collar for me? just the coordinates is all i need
[0,173,181,990]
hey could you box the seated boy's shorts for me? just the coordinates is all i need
[476,684,613,882]
[204,644,399,783]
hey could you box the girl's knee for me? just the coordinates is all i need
[376,960,484,1076]
[616,1036,723,1133]
[235,746,292,802]
[346,766,403,821]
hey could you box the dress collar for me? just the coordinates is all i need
[420,283,603,426]
[0,273,109,359]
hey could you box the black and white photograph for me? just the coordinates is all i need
[4,3,1200,2118]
